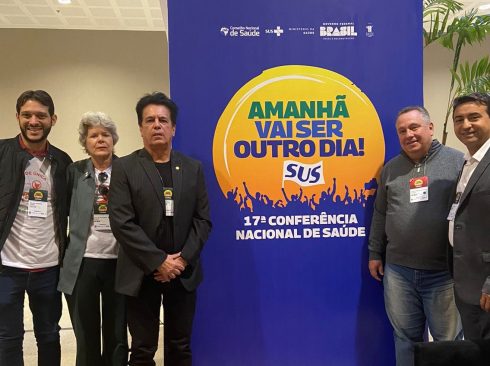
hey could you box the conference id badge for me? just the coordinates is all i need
[27,189,48,218]
[409,176,429,203]
[447,192,462,221]
[163,187,174,217]
[93,214,111,231]
[93,201,110,230]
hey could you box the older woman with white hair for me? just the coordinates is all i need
[58,112,128,365]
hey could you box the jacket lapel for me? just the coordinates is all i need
[138,149,166,210]
[459,149,490,205]
[171,151,182,217]
[77,159,96,214]
[81,159,96,197]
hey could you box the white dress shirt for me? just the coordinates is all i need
[449,137,490,246]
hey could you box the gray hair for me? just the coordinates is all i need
[397,106,431,124]
[78,111,119,153]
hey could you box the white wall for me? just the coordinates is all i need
[0,29,169,161]
[1,28,488,159]
[424,36,490,152]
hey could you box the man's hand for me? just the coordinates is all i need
[480,293,490,312]
[369,259,384,281]
[154,253,186,282]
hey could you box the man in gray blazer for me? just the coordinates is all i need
[109,92,212,366]
[449,92,490,340]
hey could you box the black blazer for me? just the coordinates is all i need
[0,136,72,269]
[452,147,490,305]
[109,148,211,296]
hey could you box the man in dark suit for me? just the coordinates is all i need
[449,92,490,340]
[109,92,212,366]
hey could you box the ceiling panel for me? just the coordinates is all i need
[4,15,33,25]
[14,0,48,5]
[123,18,148,27]
[36,16,63,25]
[64,16,92,26]
[84,0,111,6]
[118,0,142,7]
[119,7,145,18]
[25,5,57,16]
[89,7,116,17]
[0,0,487,32]
[94,17,119,27]
[0,5,25,15]
[0,0,167,31]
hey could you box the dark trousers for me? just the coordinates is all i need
[66,258,128,366]
[127,277,196,366]
[0,265,61,366]
[455,291,490,340]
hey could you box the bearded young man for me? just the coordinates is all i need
[0,90,72,366]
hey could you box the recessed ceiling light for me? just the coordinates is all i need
[58,0,72,4]
[479,3,490,10]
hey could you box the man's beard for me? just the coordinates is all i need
[20,124,51,144]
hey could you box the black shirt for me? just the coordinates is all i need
[154,161,174,252]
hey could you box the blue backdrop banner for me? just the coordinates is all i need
[168,1,422,365]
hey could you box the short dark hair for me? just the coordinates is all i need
[135,92,178,126]
[16,90,55,116]
[452,92,490,117]
[397,105,431,123]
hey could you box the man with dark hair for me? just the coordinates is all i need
[449,92,490,340]
[135,92,178,126]
[0,90,72,365]
[109,92,212,365]
[369,105,464,366]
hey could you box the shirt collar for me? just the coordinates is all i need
[18,135,49,158]
[94,166,112,175]
[465,137,490,164]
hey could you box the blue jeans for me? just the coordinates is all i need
[0,266,62,366]
[383,263,463,366]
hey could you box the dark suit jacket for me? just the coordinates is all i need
[108,148,212,297]
[452,147,490,305]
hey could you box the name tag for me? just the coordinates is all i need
[409,176,428,203]
[447,192,462,221]
[94,214,111,231]
[27,189,48,218]
[163,187,174,217]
